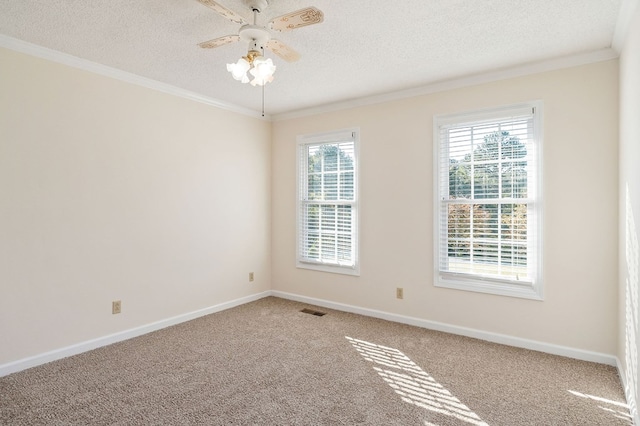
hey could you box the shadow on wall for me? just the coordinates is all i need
[625,183,639,421]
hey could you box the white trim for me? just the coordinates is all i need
[612,0,640,53]
[272,48,617,121]
[0,34,269,121]
[297,128,357,145]
[433,101,544,300]
[0,33,620,122]
[1,289,619,379]
[0,291,271,377]
[296,129,360,276]
[434,277,543,300]
[272,290,617,366]
[617,357,640,425]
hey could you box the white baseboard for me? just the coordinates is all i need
[0,291,271,377]
[1,289,619,378]
[272,290,618,366]
[617,357,640,425]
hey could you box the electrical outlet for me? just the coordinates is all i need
[112,300,121,314]
[249,272,254,282]
[396,288,404,299]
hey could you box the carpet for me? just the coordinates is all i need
[0,297,631,425]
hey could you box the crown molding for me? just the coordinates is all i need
[0,33,622,124]
[271,48,619,121]
[0,34,270,121]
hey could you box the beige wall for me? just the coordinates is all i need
[0,40,624,370]
[619,2,640,421]
[0,48,272,365]
[272,60,619,355]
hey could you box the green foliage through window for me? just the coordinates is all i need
[444,126,532,280]
[298,136,357,271]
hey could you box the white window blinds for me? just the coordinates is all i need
[434,103,542,299]
[297,129,359,275]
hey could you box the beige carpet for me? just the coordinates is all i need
[0,297,632,425]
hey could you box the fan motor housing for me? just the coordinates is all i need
[243,0,269,13]
[239,25,271,50]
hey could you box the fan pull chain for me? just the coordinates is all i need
[261,46,265,117]
[261,72,265,117]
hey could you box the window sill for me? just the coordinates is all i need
[436,274,543,300]
[297,261,360,276]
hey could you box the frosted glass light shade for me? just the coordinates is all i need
[249,57,276,86]
[227,58,250,83]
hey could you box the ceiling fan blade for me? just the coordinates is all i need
[198,35,240,49]
[266,39,301,62]
[197,0,247,25]
[268,7,324,32]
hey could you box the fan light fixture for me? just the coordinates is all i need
[196,0,324,112]
[227,49,276,86]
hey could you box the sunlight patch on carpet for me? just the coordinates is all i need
[568,390,632,424]
[346,336,488,426]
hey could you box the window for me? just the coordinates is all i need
[434,103,542,299]
[297,129,359,275]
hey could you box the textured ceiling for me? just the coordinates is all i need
[0,0,624,117]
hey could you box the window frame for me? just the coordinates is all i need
[296,128,360,276]
[433,102,543,300]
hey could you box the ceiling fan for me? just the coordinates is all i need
[197,0,324,86]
